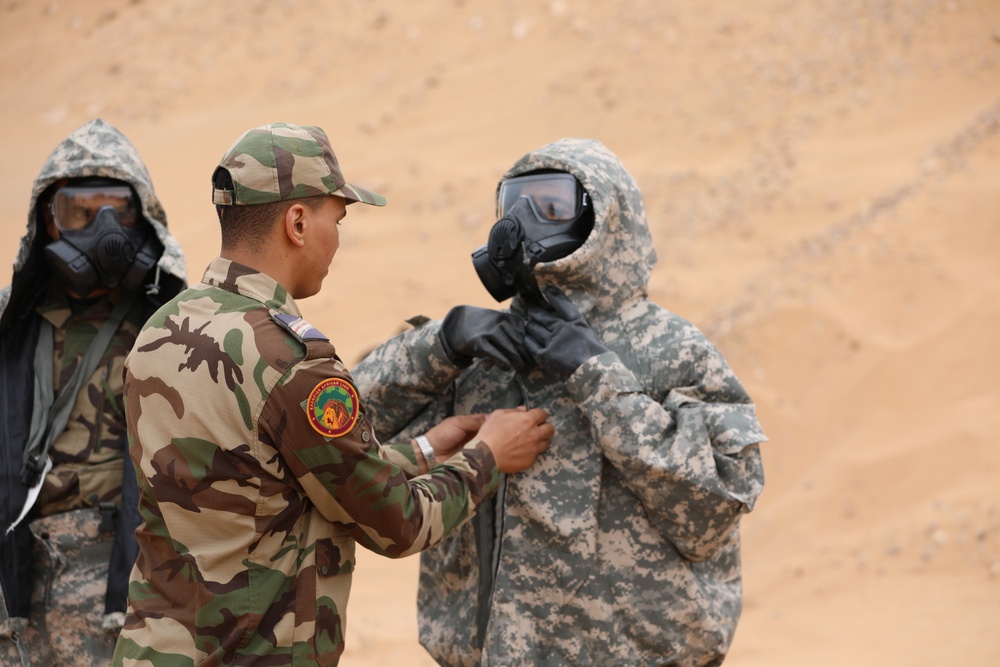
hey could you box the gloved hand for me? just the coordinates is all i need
[439,305,533,374]
[525,286,608,381]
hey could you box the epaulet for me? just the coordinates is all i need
[271,311,329,343]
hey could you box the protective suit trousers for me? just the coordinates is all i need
[0,508,118,666]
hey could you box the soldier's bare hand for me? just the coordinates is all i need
[425,414,488,460]
[477,407,553,473]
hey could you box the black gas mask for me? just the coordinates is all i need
[43,179,161,296]
[472,171,594,302]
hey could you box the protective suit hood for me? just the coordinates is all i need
[0,118,187,328]
[503,138,655,317]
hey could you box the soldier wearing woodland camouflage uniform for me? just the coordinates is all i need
[353,138,768,666]
[0,118,188,666]
[112,122,552,667]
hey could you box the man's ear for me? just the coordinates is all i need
[283,202,307,248]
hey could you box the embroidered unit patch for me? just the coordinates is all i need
[306,377,360,437]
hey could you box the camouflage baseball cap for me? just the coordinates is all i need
[211,122,386,207]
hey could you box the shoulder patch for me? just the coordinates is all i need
[272,312,329,342]
[306,377,360,438]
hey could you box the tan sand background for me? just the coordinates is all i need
[2,0,999,664]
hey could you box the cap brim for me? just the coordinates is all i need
[334,182,386,207]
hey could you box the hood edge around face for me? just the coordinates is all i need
[501,137,656,317]
[14,118,187,287]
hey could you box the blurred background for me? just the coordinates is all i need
[1,0,998,664]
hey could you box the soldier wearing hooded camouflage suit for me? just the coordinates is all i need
[353,138,767,666]
[112,123,552,667]
[0,118,188,665]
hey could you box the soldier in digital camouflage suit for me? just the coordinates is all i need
[0,118,188,665]
[112,122,553,667]
[353,138,768,666]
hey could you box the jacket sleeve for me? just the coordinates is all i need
[261,351,495,559]
[381,441,420,476]
[564,337,766,562]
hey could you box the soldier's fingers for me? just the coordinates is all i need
[526,308,561,330]
[526,407,550,424]
[487,407,523,418]
[448,414,487,432]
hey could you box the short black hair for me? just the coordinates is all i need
[213,169,327,252]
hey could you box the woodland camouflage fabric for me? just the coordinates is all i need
[353,138,767,666]
[114,258,499,667]
[34,293,144,516]
[211,122,386,207]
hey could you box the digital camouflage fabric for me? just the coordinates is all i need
[353,138,767,666]
[0,118,187,666]
[114,258,500,667]
[2,510,121,664]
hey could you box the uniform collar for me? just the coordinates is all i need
[36,284,117,328]
[201,257,301,317]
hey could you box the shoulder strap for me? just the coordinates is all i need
[19,293,136,490]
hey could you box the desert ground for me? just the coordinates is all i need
[1,0,999,664]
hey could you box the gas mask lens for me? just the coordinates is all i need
[497,172,584,222]
[50,184,139,231]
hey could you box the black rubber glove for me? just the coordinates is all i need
[438,305,533,374]
[524,286,609,381]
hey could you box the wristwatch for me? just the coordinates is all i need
[416,434,436,469]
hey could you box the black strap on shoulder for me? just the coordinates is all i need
[20,293,136,489]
